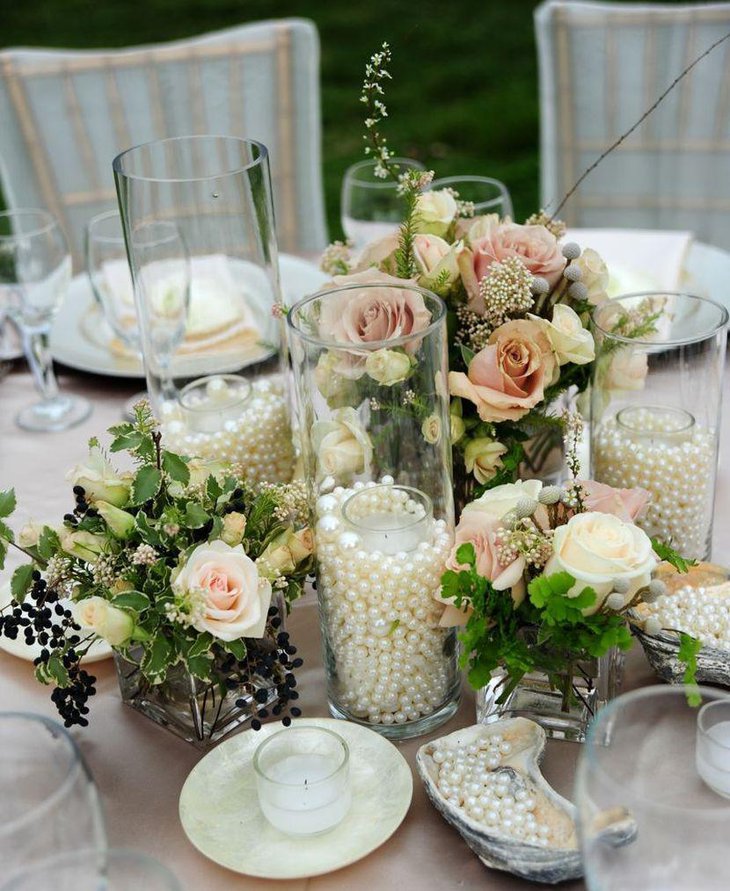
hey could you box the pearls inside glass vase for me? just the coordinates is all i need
[315,478,460,739]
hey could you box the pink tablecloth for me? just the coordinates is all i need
[0,363,727,890]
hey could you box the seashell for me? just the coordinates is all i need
[416,718,581,884]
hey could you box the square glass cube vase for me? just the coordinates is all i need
[475,648,624,743]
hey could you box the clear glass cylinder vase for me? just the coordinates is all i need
[591,293,728,560]
[287,278,460,739]
[113,135,294,485]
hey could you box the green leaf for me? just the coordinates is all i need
[0,520,14,545]
[460,344,476,367]
[162,451,190,485]
[47,654,70,688]
[188,632,213,658]
[135,512,163,547]
[37,526,60,561]
[186,653,213,681]
[0,489,16,519]
[455,542,476,568]
[110,431,145,453]
[132,466,161,505]
[206,475,223,501]
[141,634,174,682]
[467,661,494,689]
[10,564,34,603]
[651,538,697,574]
[223,638,247,660]
[387,619,400,636]
[185,503,210,529]
[113,591,151,612]
[678,632,702,695]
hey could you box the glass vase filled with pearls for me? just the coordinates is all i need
[591,293,728,560]
[113,136,294,485]
[287,278,460,739]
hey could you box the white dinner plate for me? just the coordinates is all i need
[179,717,413,880]
[50,253,328,379]
[0,582,113,664]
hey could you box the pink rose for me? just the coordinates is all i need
[172,540,272,641]
[459,221,566,313]
[449,319,556,422]
[351,232,400,275]
[436,512,525,626]
[580,479,650,522]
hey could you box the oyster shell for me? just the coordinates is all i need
[416,718,581,884]
[633,562,730,686]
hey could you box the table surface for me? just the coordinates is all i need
[0,362,728,891]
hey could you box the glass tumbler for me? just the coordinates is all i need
[341,157,426,249]
[575,685,730,891]
[428,175,513,219]
[287,280,460,739]
[591,293,728,560]
[113,135,294,485]
[0,713,106,883]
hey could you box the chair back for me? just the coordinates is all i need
[535,1,730,248]
[0,18,327,267]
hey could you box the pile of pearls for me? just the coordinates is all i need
[593,409,715,557]
[160,375,294,485]
[643,583,730,649]
[431,736,555,846]
[316,477,455,726]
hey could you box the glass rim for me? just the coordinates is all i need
[287,281,447,351]
[592,292,729,347]
[581,685,730,816]
[344,157,425,189]
[342,484,434,533]
[253,725,349,786]
[698,700,730,748]
[112,135,269,184]
[1,848,180,888]
[0,712,90,837]
[429,174,509,193]
[616,405,696,435]
[0,208,58,241]
[86,209,124,244]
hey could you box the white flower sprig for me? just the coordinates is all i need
[361,42,393,179]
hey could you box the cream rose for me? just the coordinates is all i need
[221,512,247,547]
[66,447,132,507]
[574,248,609,306]
[421,414,442,445]
[73,596,134,646]
[413,235,464,294]
[450,412,466,445]
[449,319,556,422]
[414,189,458,237]
[257,527,314,580]
[463,479,543,521]
[96,501,135,539]
[463,438,507,485]
[528,304,595,366]
[18,521,44,549]
[60,530,107,562]
[604,349,648,391]
[311,407,372,481]
[313,351,359,405]
[545,512,656,614]
[172,539,272,641]
[454,213,501,242]
[365,349,412,386]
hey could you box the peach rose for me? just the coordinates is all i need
[580,480,650,523]
[172,540,272,641]
[449,319,556,422]
[459,221,566,310]
[436,511,525,626]
[351,232,400,275]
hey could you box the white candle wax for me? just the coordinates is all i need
[257,753,351,835]
[697,720,730,798]
[356,511,432,555]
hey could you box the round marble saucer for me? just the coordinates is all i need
[178,717,413,879]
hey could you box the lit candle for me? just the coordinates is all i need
[696,700,730,798]
[254,726,351,836]
[178,373,252,433]
[341,484,433,555]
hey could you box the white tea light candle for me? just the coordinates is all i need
[254,726,351,836]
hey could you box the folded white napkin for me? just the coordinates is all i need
[567,228,693,295]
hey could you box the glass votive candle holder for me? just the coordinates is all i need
[341,484,434,556]
[697,700,730,798]
[253,726,351,836]
[178,373,253,434]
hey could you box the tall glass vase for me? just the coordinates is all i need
[591,293,728,560]
[287,279,460,739]
[113,136,294,485]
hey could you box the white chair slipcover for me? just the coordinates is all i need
[0,18,327,266]
[535,1,730,248]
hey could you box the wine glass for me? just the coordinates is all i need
[0,849,181,891]
[0,713,106,883]
[85,210,147,418]
[341,157,426,249]
[0,209,91,431]
[428,175,513,219]
[575,685,730,890]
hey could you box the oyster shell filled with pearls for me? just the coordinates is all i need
[416,718,581,884]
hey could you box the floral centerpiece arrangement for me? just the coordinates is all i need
[0,404,313,746]
[320,43,615,507]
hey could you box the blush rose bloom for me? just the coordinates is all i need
[172,540,272,641]
[528,304,595,366]
[458,221,566,310]
[436,511,526,626]
[580,480,650,522]
[604,349,648,391]
[544,512,657,614]
[449,319,556,422]
[412,235,465,294]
